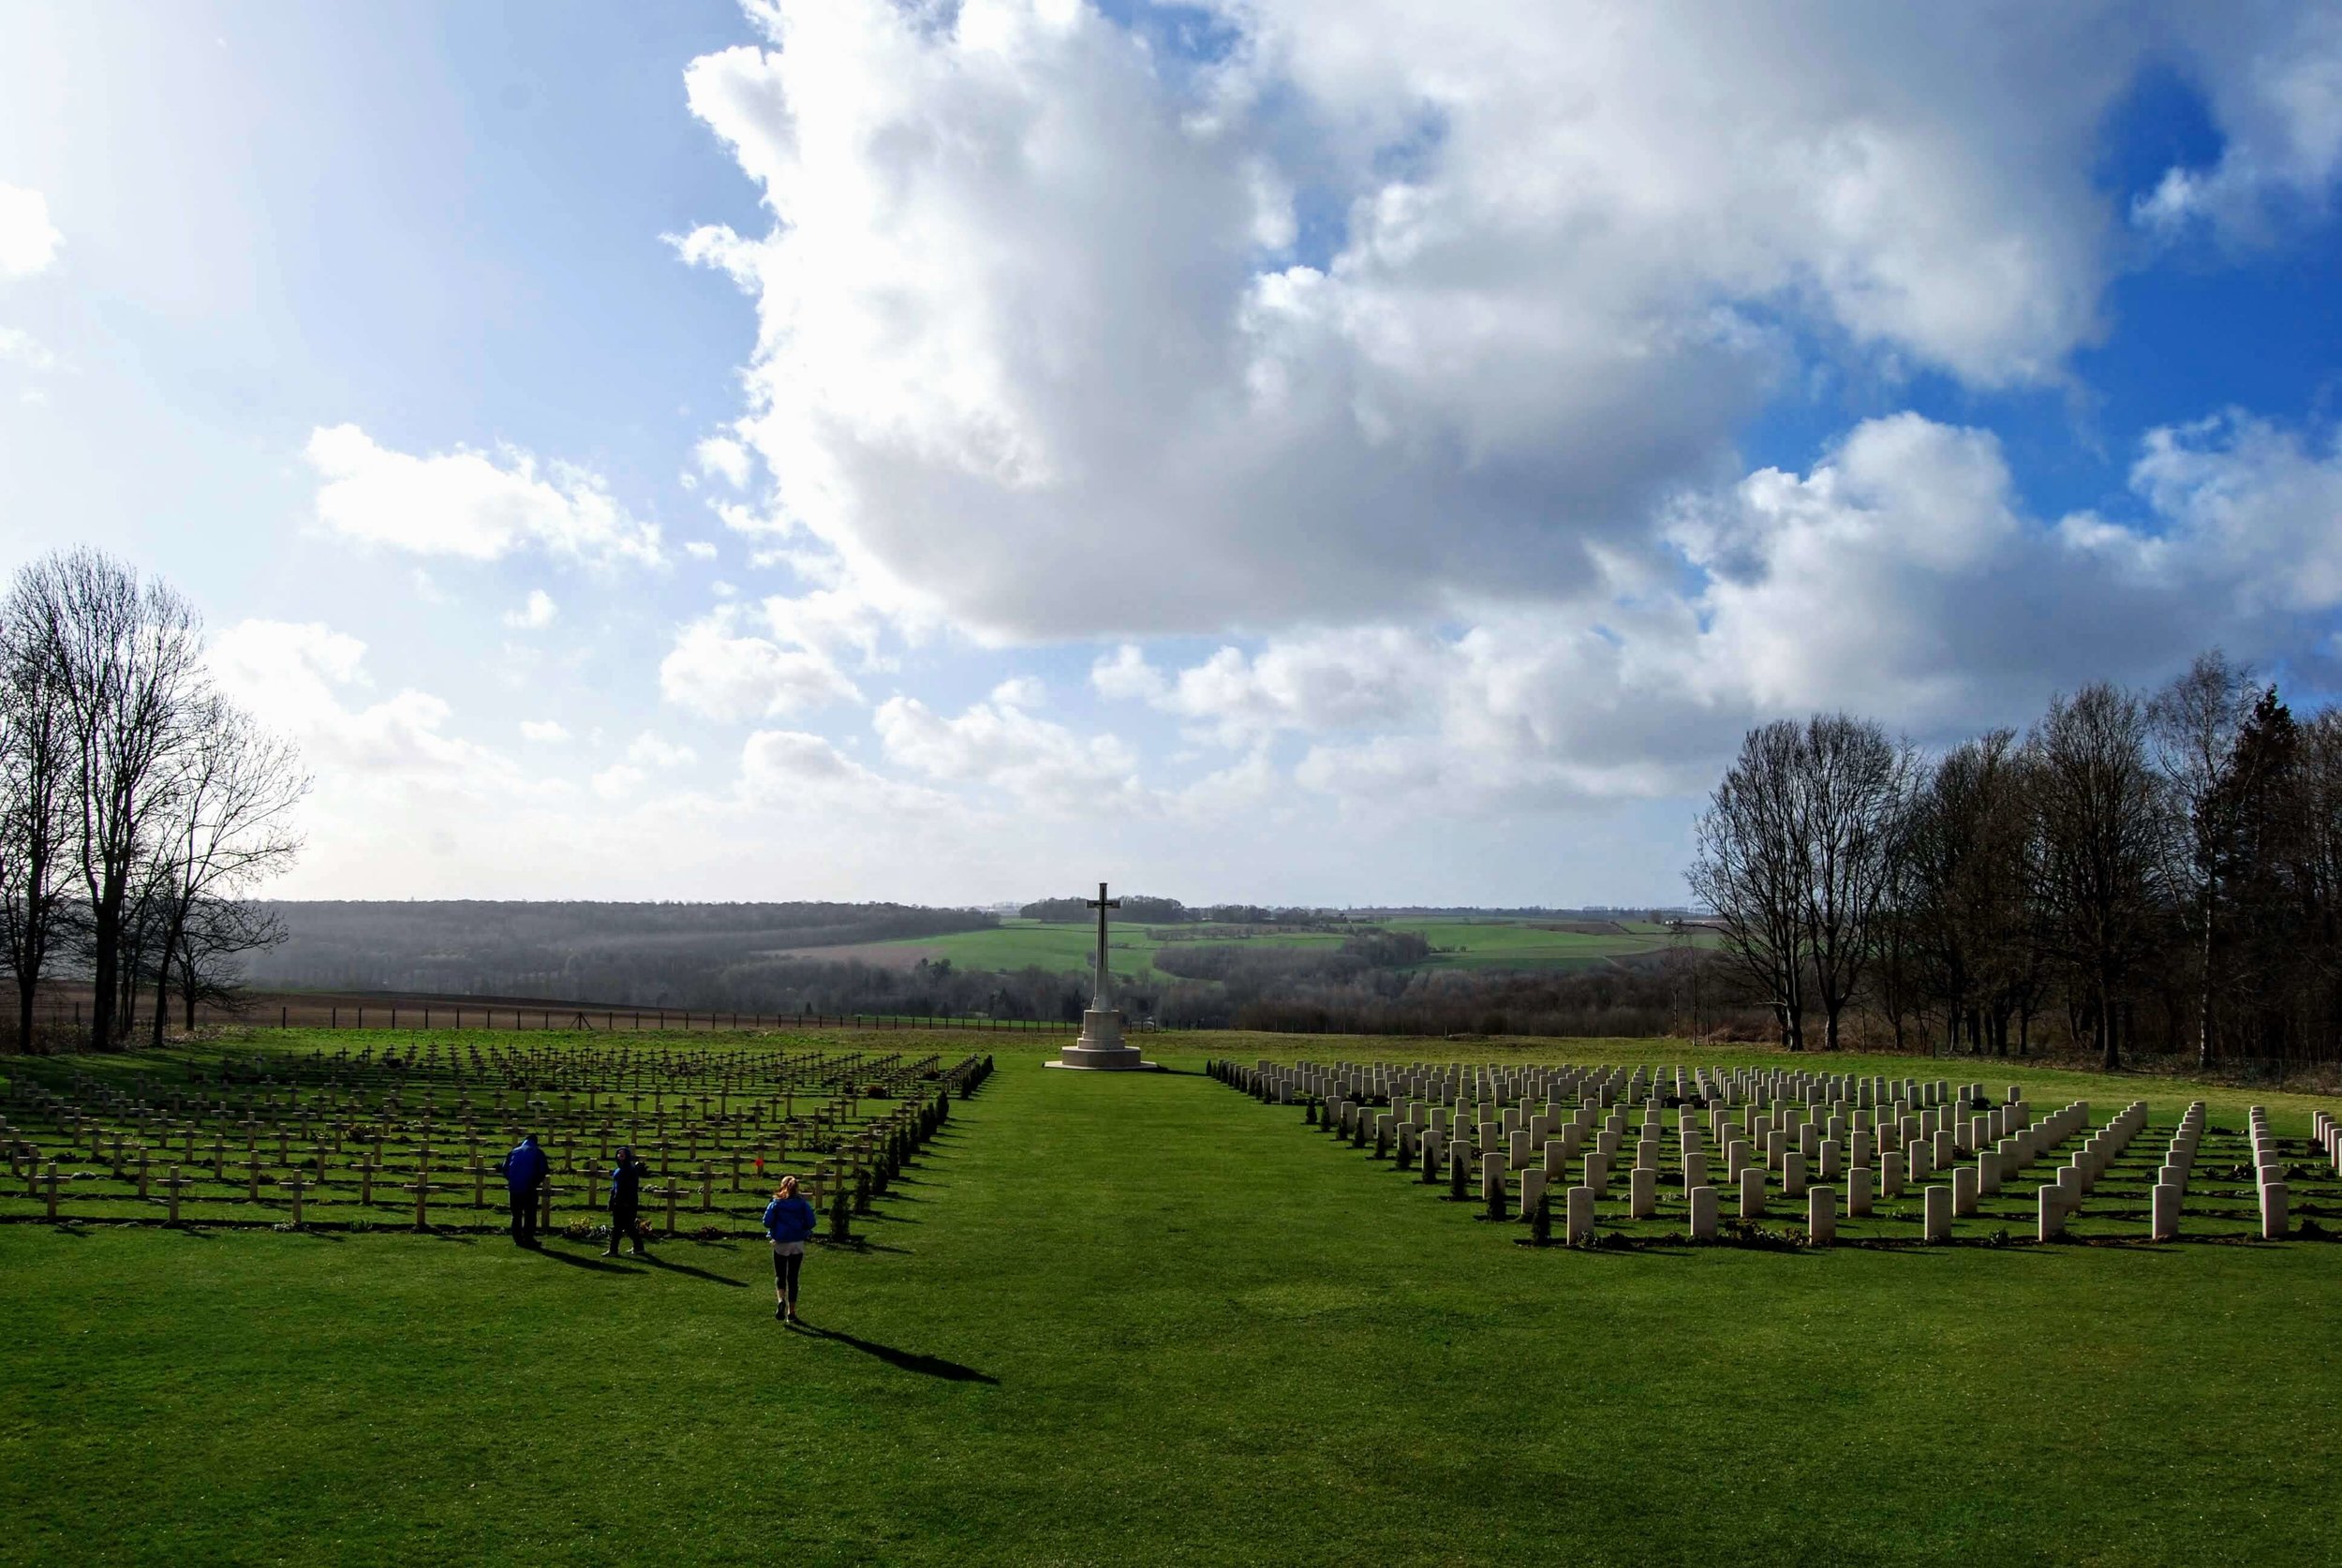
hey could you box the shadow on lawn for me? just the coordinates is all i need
[796,1323,998,1383]
[538,1245,640,1275]
[640,1250,747,1287]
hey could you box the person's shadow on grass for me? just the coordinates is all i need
[793,1323,998,1383]
[538,1245,639,1275]
[639,1250,747,1287]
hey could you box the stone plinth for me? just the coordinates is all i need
[1045,1009,1160,1072]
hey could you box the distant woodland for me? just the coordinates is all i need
[229,897,1695,1037]
[244,901,996,999]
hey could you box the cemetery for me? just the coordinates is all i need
[0,1036,987,1236]
[1213,1058,2337,1247]
[4,1028,2340,1566]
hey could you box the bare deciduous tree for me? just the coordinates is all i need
[35,551,209,1049]
[141,698,307,1046]
[2028,683,2172,1071]
[0,548,298,1052]
[174,895,291,1028]
[2148,650,2260,1069]
[1901,731,2040,1055]
[1690,721,1811,1049]
[1789,714,1909,1053]
[0,573,77,1046]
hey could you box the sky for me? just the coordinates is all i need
[2,0,2340,909]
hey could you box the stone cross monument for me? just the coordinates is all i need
[1045,880,1158,1072]
[1088,881,1119,1011]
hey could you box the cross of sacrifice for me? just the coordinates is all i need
[1046,879,1159,1072]
[1086,881,1120,1010]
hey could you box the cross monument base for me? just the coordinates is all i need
[1045,1008,1159,1072]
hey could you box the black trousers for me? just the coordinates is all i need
[773,1247,803,1303]
[607,1204,645,1253]
[509,1185,541,1244]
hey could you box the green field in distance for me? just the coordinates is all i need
[875,916,1708,979]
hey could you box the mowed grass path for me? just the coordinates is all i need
[4,1043,2341,1566]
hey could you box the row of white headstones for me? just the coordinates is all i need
[1238,1058,2327,1243]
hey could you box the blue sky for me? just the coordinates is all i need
[2,1,2339,906]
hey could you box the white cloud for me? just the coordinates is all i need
[304,424,663,567]
[874,692,1142,809]
[626,731,699,768]
[2118,412,2342,613]
[503,588,559,629]
[694,436,754,488]
[209,619,519,785]
[0,185,61,278]
[988,675,1045,710]
[591,763,646,801]
[685,540,719,560]
[2133,7,2342,240]
[1156,629,1445,747]
[1101,407,2342,815]
[658,609,862,721]
[674,1,2251,640]
[739,728,950,815]
[520,719,570,744]
[1089,643,1166,703]
[0,326,56,371]
[759,585,897,668]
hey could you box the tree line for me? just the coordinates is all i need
[242,899,998,998]
[1016,894,1373,927]
[1689,652,2342,1066]
[0,549,306,1051]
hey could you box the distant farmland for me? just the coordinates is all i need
[879,916,1707,981]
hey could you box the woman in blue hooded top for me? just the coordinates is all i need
[762,1176,818,1324]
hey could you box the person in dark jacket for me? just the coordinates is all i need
[761,1176,818,1323]
[502,1134,549,1247]
[605,1146,650,1258]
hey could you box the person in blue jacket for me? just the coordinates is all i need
[762,1176,818,1323]
[501,1133,549,1248]
[604,1146,650,1258]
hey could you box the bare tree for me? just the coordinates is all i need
[1789,715,1909,1052]
[141,698,307,1044]
[17,550,208,1051]
[1901,731,2039,1054]
[0,572,77,1048]
[1690,721,1810,1049]
[174,896,290,1028]
[2148,650,2260,1069]
[2028,683,2171,1070]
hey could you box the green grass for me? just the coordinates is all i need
[894,915,1706,980]
[1384,916,1698,969]
[3,1033,2339,1565]
[882,918,1196,974]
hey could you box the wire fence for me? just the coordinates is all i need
[3,997,1130,1047]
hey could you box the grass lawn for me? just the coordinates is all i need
[3,1032,2339,1566]
[897,915,1705,980]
